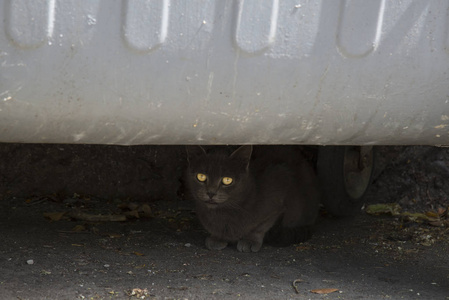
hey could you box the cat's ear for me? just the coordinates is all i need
[186,145,207,163]
[230,145,253,169]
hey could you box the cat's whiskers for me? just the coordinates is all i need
[222,200,254,219]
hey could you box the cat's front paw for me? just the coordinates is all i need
[237,239,262,253]
[205,236,228,250]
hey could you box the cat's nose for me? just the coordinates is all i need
[207,192,216,199]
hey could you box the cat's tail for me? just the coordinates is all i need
[264,224,313,247]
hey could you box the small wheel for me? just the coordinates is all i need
[317,146,375,217]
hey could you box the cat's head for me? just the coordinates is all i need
[185,145,253,208]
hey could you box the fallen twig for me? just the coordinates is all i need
[69,211,126,222]
[292,279,302,294]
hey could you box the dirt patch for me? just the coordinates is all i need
[366,146,449,213]
[0,195,448,299]
[0,143,185,201]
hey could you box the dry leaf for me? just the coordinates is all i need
[310,288,339,294]
[402,212,429,221]
[401,212,439,223]
[429,221,445,227]
[425,211,439,218]
[134,264,146,269]
[133,252,145,256]
[139,204,152,218]
[124,210,140,219]
[366,203,401,216]
[366,204,448,227]
[43,212,67,222]
[72,225,86,232]
[127,288,149,298]
[69,211,126,222]
[438,207,448,218]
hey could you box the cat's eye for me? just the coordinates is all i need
[196,173,207,182]
[222,177,233,185]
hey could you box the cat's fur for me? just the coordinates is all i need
[185,145,320,252]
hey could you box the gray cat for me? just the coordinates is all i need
[185,145,320,253]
